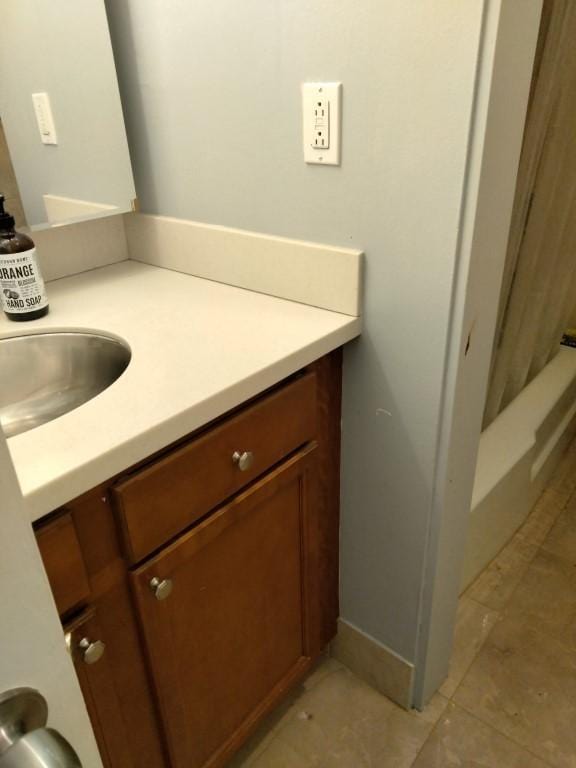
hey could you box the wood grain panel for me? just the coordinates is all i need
[131,446,318,768]
[113,372,317,563]
[69,489,168,768]
[35,511,90,617]
[311,349,343,651]
[65,609,136,768]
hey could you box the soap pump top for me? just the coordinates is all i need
[0,195,14,226]
[0,195,33,249]
[0,195,16,233]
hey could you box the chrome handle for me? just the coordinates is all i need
[0,689,47,753]
[78,637,105,665]
[0,688,81,768]
[149,577,173,601]
[232,450,254,472]
[0,728,82,768]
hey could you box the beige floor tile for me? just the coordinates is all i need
[439,597,499,698]
[274,669,396,765]
[542,495,576,565]
[228,686,305,767]
[413,702,549,767]
[517,488,566,546]
[229,659,373,767]
[250,736,321,767]
[504,549,576,650]
[453,614,576,768]
[303,656,344,691]
[465,535,537,611]
[252,667,447,768]
[371,694,448,768]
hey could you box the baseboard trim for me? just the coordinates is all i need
[330,618,414,709]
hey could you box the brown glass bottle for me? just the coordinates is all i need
[0,196,49,321]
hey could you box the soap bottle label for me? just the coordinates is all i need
[0,248,49,314]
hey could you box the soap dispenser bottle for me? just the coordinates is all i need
[0,195,48,321]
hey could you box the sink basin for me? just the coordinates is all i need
[0,332,131,438]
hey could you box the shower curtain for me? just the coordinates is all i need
[483,0,576,427]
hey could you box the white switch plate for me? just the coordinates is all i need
[302,82,342,165]
[31,92,58,145]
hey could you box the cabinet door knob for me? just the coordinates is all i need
[78,637,106,665]
[232,450,254,471]
[149,577,173,601]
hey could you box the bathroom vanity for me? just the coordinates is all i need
[2,260,360,768]
[35,352,340,768]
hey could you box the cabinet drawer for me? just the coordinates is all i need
[36,511,90,617]
[113,372,317,562]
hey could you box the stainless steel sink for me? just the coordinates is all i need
[0,332,131,438]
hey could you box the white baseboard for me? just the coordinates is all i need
[331,618,414,709]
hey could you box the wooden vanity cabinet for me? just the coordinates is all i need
[35,350,342,768]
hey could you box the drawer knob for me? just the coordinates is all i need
[78,637,106,665]
[232,450,254,472]
[149,577,173,601]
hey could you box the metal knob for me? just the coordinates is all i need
[0,688,81,768]
[232,450,254,472]
[78,637,105,665]
[149,577,173,601]
[0,728,82,768]
[0,689,47,754]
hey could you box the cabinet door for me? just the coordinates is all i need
[64,608,136,768]
[131,445,318,768]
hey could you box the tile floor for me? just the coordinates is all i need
[231,443,576,767]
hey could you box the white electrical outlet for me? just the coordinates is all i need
[302,82,341,165]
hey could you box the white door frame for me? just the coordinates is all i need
[414,0,543,706]
[0,430,101,766]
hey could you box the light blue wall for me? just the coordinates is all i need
[105,0,485,664]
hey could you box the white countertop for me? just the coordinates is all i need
[1,261,361,521]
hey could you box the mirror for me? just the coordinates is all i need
[0,1,135,231]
